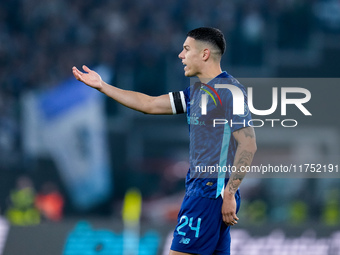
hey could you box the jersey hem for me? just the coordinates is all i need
[170,247,200,255]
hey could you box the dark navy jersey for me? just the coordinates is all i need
[169,71,252,199]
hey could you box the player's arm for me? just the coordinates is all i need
[72,65,173,115]
[221,126,257,226]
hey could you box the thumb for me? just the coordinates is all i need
[82,65,91,73]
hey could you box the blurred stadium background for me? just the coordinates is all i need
[1,0,340,254]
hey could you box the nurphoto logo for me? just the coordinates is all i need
[200,84,312,128]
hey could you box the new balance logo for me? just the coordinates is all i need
[179,237,190,244]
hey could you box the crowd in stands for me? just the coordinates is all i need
[1,0,318,95]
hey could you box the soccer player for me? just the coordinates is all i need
[72,27,257,255]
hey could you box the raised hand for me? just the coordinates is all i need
[72,65,103,90]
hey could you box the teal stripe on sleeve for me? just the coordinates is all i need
[216,124,231,198]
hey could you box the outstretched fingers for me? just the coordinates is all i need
[82,65,91,73]
[72,66,85,81]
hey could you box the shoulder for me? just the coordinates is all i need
[214,76,248,101]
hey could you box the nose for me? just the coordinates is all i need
[178,50,184,59]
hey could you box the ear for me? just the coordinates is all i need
[202,48,210,61]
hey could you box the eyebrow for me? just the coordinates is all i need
[183,45,190,50]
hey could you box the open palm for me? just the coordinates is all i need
[72,65,102,90]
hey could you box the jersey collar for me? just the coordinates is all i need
[207,71,229,86]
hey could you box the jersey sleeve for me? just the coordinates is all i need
[168,87,189,114]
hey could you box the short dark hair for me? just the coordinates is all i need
[187,27,226,55]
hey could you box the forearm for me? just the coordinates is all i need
[225,147,254,196]
[99,81,153,113]
[225,128,257,196]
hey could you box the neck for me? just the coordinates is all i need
[197,64,223,83]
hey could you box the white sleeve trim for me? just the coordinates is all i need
[169,92,177,114]
[179,91,187,113]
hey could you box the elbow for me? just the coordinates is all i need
[241,140,257,155]
[142,107,156,115]
[142,109,151,115]
[253,143,257,155]
[141,97,157,114]
[250,140,257,155]
[252,141,257,153]
[139,101,154,114]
